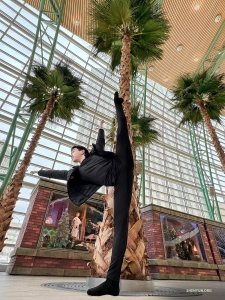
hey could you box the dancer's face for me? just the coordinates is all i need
[71,148,85,163]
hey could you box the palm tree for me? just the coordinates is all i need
[0,63,84,251]
[88,0,170,280]
[171,69,225,173]
[89,104,159,279]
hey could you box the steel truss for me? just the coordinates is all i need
[188,20,225,222]
[131,66,148,206]
[189,123,222,221]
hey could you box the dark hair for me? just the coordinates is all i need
[71,145,89,156]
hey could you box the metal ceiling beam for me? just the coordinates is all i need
[189,124,222,221]
[131,65,148,207]
[208,46,225,76]
[196,20,225,74]
[155,0,164,9]
[130,0,164,208]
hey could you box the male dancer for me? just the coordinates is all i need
[33,92,134,296]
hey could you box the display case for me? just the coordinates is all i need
[40,194,103,250]
[141,204,224,281]
[161,215,207,262]
[212,226,225,264]
[7,178,103,276]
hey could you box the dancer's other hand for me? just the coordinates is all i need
[30,170,38,175]
[99,120,104,129]
[30,167,43,175]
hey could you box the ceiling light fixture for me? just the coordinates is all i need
[164,77,169,82]
[176,45,183,51]
[194,3,201,11]
[215,15,221,23]
[149,66,154,72]
[74,18,80,25]
[194,57,199,62]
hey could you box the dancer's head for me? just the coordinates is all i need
[71,145,88,163]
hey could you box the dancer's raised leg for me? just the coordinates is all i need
[106,92,134,281]
[87,93,134,296]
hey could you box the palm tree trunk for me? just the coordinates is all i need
[119,33,136,187]
[88,192,114,278]
[119,33,149,280]
[198,100,225,173]
[0,92,58,251]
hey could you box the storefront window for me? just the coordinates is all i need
[160,215,207,262]
[40,195,103,250]
[212,227,225,264]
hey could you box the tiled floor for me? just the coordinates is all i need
[0,272,225,300]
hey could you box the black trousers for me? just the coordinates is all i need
[81,102,134,282]
[106,102,134,282]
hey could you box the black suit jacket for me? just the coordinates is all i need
[38,129,105,206]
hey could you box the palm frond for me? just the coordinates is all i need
[171,69,225,127]
[22,77,47,98]
[212,93,225,108]
[31,65,49,81]
[54,62,81,89]
[21,62,84,123]
[110,45,122,70]
[89,0,170,76]
[178,109,202,127]
[107,102,159,147]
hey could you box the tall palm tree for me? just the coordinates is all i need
[0,63,84,251]
[88,0,170,279]
[90,104,159,279]
[171,69,225,173]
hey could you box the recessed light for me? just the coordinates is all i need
[149,66,154,72]
[176,45,183,51]
[215,15,221,23]
[74,18,80,25]
[194,3,201,11]
[164,77,169,82]
[194,57,199,62]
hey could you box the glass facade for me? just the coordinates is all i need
[0,0,225,263]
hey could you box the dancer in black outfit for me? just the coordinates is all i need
[33,92,134,296]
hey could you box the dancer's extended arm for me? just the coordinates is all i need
[31,169,68,180]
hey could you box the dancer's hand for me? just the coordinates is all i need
[99,120,104,129]
[30,170,38,175]
[30,167,43,175]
